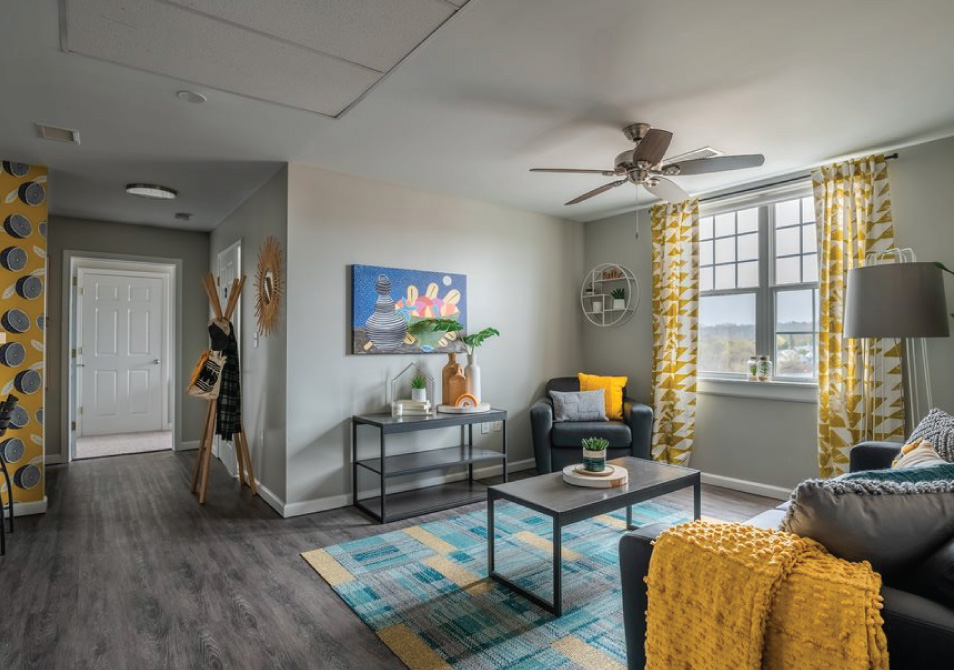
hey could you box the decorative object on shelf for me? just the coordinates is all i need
[462,326,500,403]
[757,355,772,382]
[611,287,626,311]
[254,235,283,336]
[580,263,639,327]
[351,264,467,354]
[441,352,464,405]
[746,356,759,382]
[389,362,435,415]
[581,436,609,472]
[410,374,428,402]
[562,463,629,488]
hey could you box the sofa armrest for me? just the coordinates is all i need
[624,399,653,460]
[530,397,554,474]
[849,441,903,473]
[619,523,670,670]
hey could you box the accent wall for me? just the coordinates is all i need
[0,160,47,511]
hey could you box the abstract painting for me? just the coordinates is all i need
[351,264,466,354]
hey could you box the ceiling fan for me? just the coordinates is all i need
[530,123,765,205]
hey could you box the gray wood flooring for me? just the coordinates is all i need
[0,451,776,670]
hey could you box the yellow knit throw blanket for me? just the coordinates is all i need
[645,521,888,670]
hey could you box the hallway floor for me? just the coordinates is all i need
[75,430,172,459]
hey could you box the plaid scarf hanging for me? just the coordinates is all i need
[209,321,241,440]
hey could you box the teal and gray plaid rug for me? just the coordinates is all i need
[303,500,692,669]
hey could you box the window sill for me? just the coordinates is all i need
[698,378,818,403]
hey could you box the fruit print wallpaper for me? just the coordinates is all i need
[351,264,466,354]
[0,160,46,506]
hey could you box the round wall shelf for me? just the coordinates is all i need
[580,263,639,328]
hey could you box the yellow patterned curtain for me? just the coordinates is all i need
[812,155,905,478]
[650,200,699,465]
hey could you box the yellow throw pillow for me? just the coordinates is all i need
[892,439,945,469]
[578,373,628,421]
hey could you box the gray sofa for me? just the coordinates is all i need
[619,441,954,670]
[530,377,653,474]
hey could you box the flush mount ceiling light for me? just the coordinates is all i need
[176,90,207,104]
[174,212,192,221]
[35,123,81,144]
[125,183,178,200]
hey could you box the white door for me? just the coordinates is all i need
[79,271,164,436]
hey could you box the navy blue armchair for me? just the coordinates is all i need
[530,377,653,474]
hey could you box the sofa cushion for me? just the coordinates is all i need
[891,535,954,609]
[549,389,607,422]
[893,439,946,469]
[578,373,628,420]
[551,421,631,448]
[910,408,954,462]
[781,465,954,574]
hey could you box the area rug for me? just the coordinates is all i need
[303,500,697,669]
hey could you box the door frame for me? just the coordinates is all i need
[62,251,182,462]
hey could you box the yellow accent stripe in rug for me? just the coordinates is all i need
[515,531,582,561]
[301,548,354,586]
[423,555,492,595]
[404,525,457,554]
[378,623,454,670]
[552,634,626,670]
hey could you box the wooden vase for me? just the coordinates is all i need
[441,353,463,405]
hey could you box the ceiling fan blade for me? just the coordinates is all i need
[663,154,765,175]
[645,177,689,203]
[565,179,627,205]
[531,168,618,176]
[632,128,673,166]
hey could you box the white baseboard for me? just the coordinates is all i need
[254,481,286,517]
[12,497,48,517]
[178,440,200,451]
[700,472,791,501]
[277,457,536,519]
[45,453,64,465]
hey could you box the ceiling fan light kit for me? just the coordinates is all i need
[531,123,765,205]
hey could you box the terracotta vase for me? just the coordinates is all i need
[441,353,463,405]
[447,366,469,407]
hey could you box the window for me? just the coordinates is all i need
[699,191,819,381]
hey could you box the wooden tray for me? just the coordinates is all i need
[562,464,629,488]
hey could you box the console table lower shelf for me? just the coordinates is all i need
[351,409,508,523]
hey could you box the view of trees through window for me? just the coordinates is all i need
[699,193,819,380]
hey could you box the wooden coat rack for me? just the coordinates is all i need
[191,272,258,503]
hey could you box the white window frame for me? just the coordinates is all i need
[698,181,818,385]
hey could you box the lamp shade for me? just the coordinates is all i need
[844,262,950,339]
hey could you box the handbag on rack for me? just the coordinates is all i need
[187,349,226,399]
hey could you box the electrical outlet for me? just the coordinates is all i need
[481,422,490,434]
[253,332,260,348]
[258,430,264,445]
[492,421,503,432]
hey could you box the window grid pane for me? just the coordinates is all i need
[773,197,819,286]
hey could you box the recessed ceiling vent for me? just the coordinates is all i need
[665,146,723,164]
[35,124,81,144]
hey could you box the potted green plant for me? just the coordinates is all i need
[410,374,428,402]
[461,327,500,403]
[611,287,626,311]
[582,437,609,472]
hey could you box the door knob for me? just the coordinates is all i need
[152,359,161,365]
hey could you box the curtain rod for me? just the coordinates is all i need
[697,152,899,204]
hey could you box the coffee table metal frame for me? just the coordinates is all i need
[487,457,700,616]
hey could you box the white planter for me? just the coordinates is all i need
[613,298,625,311]
[465,352,482,402]
[411,388,427,402]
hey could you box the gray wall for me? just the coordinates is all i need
[46,216,210,461]
[285,164,584,509]
[209,166,288,502]
[582,134,954,490]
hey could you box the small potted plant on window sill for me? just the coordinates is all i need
[410,374,428,402]
[581,437,609,473]
[611,287,626,311]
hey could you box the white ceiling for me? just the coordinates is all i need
[3,0,954,231]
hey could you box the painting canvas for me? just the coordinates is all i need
[351,264,467,354]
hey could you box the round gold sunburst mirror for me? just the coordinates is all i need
[255,236,283,336]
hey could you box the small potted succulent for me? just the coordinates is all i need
[410,374,428,402]
[611,287,626,311]
[581,437,609,473]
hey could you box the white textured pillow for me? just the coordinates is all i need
[892,439,945,469]
[909,408,954,462]
[549,389,607,422]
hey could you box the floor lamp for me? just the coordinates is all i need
[844,259,949,439]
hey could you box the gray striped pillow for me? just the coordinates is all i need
[910,408,954,462]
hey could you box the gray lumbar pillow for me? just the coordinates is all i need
[909,408,954,462]
[549,389,607,422]
[781,471,954,574]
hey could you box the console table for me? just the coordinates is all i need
[352,409,508,523]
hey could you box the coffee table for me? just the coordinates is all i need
[487,456,700,615]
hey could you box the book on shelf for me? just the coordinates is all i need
[394,399,431,410]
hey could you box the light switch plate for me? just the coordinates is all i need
[492,421,502,432]
[481,422,490,434]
